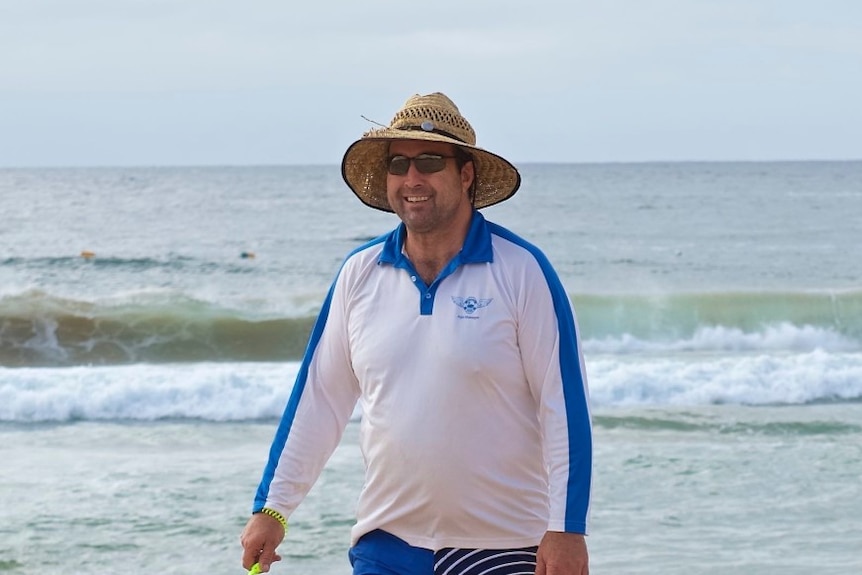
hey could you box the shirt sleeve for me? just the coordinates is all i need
[252,268,361,518]
[517,253,593,535]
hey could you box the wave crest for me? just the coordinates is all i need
[2,289,860,366]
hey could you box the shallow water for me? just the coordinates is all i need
[2,162,861,573]
[3,404,862,574]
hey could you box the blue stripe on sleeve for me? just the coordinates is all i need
[488,222,593,533]
[253,279,338,511]
[253,234,389,512]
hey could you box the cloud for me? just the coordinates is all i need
[1,0,860,165]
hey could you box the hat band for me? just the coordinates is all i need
[402,124,469,144]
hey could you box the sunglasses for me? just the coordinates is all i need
[387,154,456,176]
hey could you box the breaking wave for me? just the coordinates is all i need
[1,289,860,366]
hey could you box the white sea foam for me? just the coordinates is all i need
[2,349,861,422]
[583,323,859,355]
[587,350,862,407]
[0,363,301,422]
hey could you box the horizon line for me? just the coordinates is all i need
[2,157,861,170]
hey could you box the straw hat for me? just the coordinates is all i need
[341,92,521,212]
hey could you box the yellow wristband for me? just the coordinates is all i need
[259,507,288,530]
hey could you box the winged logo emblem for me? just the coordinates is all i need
[451,296,493,315]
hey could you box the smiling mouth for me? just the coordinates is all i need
[405,196,430,203]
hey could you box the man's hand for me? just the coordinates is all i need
[535,531,589,575]
[240,513,285,573]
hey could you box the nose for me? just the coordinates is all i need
[402,161,425,186]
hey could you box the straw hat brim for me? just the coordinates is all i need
[341,128,521,213]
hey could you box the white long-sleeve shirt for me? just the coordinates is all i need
[254,211,592,550]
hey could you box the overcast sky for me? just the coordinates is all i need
[1,0,860,167]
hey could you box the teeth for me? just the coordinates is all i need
[406,196,429,202]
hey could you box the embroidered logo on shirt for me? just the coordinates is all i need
[451,296,493,316]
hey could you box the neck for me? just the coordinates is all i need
[403,211,472,284]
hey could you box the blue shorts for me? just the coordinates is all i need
[349,529,538,575]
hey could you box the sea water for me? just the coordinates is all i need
[1,162,861,574]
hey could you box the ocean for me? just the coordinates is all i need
[1,161,861,574]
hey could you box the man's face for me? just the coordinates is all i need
[385,140,475,235]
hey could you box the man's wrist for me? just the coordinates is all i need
[255,507,288,531]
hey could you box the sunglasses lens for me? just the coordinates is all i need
[414,156,446,173]
[387,155,448,175]
[388,157,410,175]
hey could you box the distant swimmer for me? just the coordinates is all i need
[81,250,96,259]
[241,251,256,259]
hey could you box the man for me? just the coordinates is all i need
[241,92,592,575]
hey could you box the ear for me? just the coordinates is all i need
[460,160,475,195]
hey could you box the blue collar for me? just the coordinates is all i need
[378,210,494,267]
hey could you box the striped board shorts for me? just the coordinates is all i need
[349,529,538,575]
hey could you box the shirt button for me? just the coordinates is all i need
[425,293,431,299]
[411,276,417,282]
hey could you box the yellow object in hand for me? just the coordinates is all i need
[248,562,262,575]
